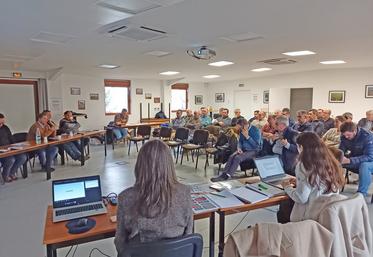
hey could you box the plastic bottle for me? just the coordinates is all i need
[35,128,41,144]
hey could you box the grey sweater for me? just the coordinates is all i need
[114,183,193,254]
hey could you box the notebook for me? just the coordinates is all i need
[245,182,284,197]
[230,187,269,204]
[209,180,243,192]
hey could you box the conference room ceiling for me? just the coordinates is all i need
[1,0,373,82]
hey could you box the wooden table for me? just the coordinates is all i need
[121,121,169,129]
[0,130,107,180]
[43,205,215,257]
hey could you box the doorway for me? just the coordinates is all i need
[290,88,313,118]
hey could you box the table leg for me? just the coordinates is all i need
[46,244,56,257]
[59,147,65,166]
[209,213,215,257]
[21,159,28,178]
[218,212,225,257]
[104,132,107,157]
[80,137,85,166]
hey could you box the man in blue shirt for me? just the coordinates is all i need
[211,118,262,182]
[340,122,373,196]
[200,107,212,127]
[170,110,185,129]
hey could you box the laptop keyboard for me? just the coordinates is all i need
[56,203,103,216]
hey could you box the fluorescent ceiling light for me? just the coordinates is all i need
[203,75,220,79]
[282,50,316,56]
[251,67,272,72]
[144,50,171,57]
[98,64,120,69]
[159,71,180,75]
[208,61,234,67]
[320,60,346,65]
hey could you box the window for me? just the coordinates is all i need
[171,83,188,111]
[104,79,131,115]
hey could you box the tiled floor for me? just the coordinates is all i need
[0,143,372,257]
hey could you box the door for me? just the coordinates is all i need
[233,90,251,118]
[290,88,313,119]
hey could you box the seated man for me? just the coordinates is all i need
[170,110,185,129]
[211,118,262,182]
[358,110,373,132]
[182,109,194,125]
[308,109,324,137]
[231,109,244,126]
[343,112,353,122]
[322,109,335,134]
[27,112,58,172]
[282,108,295,128]
[248,110,259,122]
[112,108,129,141]
[213,108,232,127]
[200,107,212,127]
[251,111,267,130]
[186,111,201,129]
[0,113,27,182]
[59,110,83,161]
[274,115,299,175]
[292,110,313,132]
[340,122,373,197]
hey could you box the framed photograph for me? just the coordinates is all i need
[263,90,269,104]
[70,87,81,95]
[328,90,346,103]
[365,85,373,98]
[195,95,203,105]
[136,88,143,95]
[78,100,85,110]
[89,93,99,100]
[145,93,152,99]
[154,97,160,103]
[215,93,225,103]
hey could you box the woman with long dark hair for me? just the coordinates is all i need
[282,132,345,221]
[115,140,193,254]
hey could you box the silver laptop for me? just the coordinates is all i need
[52,175,107,222]
[254,156,289,185]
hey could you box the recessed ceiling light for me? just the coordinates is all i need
[98,64,120,69]
[320,60,346,65]
[208,61,234,67]
[159,71,180,75]
[282,50,316,56]
[144,50,171,57]
[203,75,221,79]
[251,68,272,72]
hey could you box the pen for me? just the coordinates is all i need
[258,183,268,190]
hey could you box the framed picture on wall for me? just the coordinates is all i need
[78,100,85,110]
[145,93,152,99]
[154,97,160,103]
[70,87,81,95]
[136,88,143,95]
[263,90,269,104]
[328,90,346,103]
[215,93,225,103]
[365,85,373,98]
[89,93,99,100]
[195,95,203,105]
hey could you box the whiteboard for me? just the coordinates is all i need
[0,84,36,133]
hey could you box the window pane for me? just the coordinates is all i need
[171,89,186,110]
[105,87,128,113]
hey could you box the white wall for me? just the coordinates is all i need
[206,67,373,121]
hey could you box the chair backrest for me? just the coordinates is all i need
[118,233,203,257]
[137,125,151,137]
[12,132,28,143]
[159,127,172,138]
[192,130,209,145]
[175,127,189,142]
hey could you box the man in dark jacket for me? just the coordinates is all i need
[275,115,299,175]
[308,109,324,137]
[322,109,335,134]
[0,113,27,183]
[211,118,262,182]
[340,122,373,196]
[292,110,313,133]
[357,110,373,132]
[282,108,295,128]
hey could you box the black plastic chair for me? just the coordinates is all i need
[166,127,189,163]
[159,127,172,141]
[128,125,151,155]
[181,129,209,169]
[117,233,203,257]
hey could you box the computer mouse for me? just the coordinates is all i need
[76,218,88,227]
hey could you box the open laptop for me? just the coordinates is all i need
[254,155,290,185]
[52,175,107,223]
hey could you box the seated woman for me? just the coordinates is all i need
[261,115,277,155]
[114,139,193,254]
[322,115,346,147]
[281,132,344,222]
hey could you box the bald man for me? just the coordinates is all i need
[358,110,373,131]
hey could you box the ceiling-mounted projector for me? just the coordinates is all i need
[187,46,216,60]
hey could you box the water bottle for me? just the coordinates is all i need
[35,127,41,144]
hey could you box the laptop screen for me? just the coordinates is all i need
[52,175,102,208]
[254,156,285,179]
